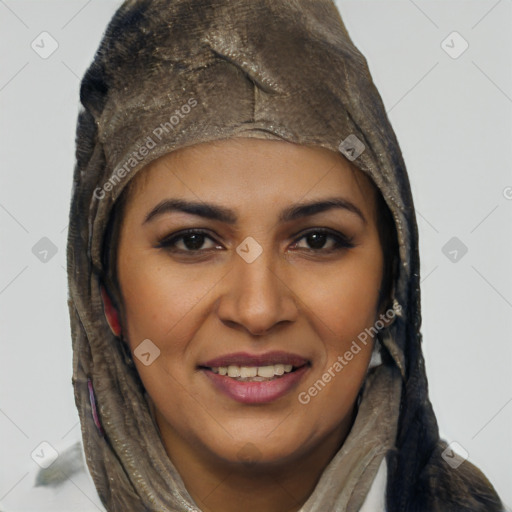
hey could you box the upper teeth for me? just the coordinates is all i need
[211,364,294,378]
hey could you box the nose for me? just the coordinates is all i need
[215,247,299,336]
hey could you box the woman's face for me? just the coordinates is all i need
[114,138,385,471]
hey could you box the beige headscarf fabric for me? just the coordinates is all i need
[67,0,417,510]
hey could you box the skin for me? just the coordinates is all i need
[102,138,390,512]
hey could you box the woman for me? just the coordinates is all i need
[66,0,505,510]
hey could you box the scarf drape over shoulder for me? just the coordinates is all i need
[67,1,504,510]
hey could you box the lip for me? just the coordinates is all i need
[201,364,310,404]
[199,351,309,368]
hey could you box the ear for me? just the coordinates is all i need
[100,284,122,337]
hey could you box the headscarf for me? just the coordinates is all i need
[67,1,504,510]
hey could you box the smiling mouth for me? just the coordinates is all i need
[199,363,310,382]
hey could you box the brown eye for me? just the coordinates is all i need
[293,229,355,252]
[179,233,209,251]
[157,229,221,252]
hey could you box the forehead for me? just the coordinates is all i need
[121,138,379,218]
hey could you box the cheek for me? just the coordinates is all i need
[118,250,218,353]
[302,246,381,373]
[308,246,383,340]
[118,256,208,407]
[295,254,381,424]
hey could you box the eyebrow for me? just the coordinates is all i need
[143,197,367,225]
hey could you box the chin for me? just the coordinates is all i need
[213,441,302,470]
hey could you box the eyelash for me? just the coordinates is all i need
[156,228,355,255]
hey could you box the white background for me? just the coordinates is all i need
[1,1,511,510]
